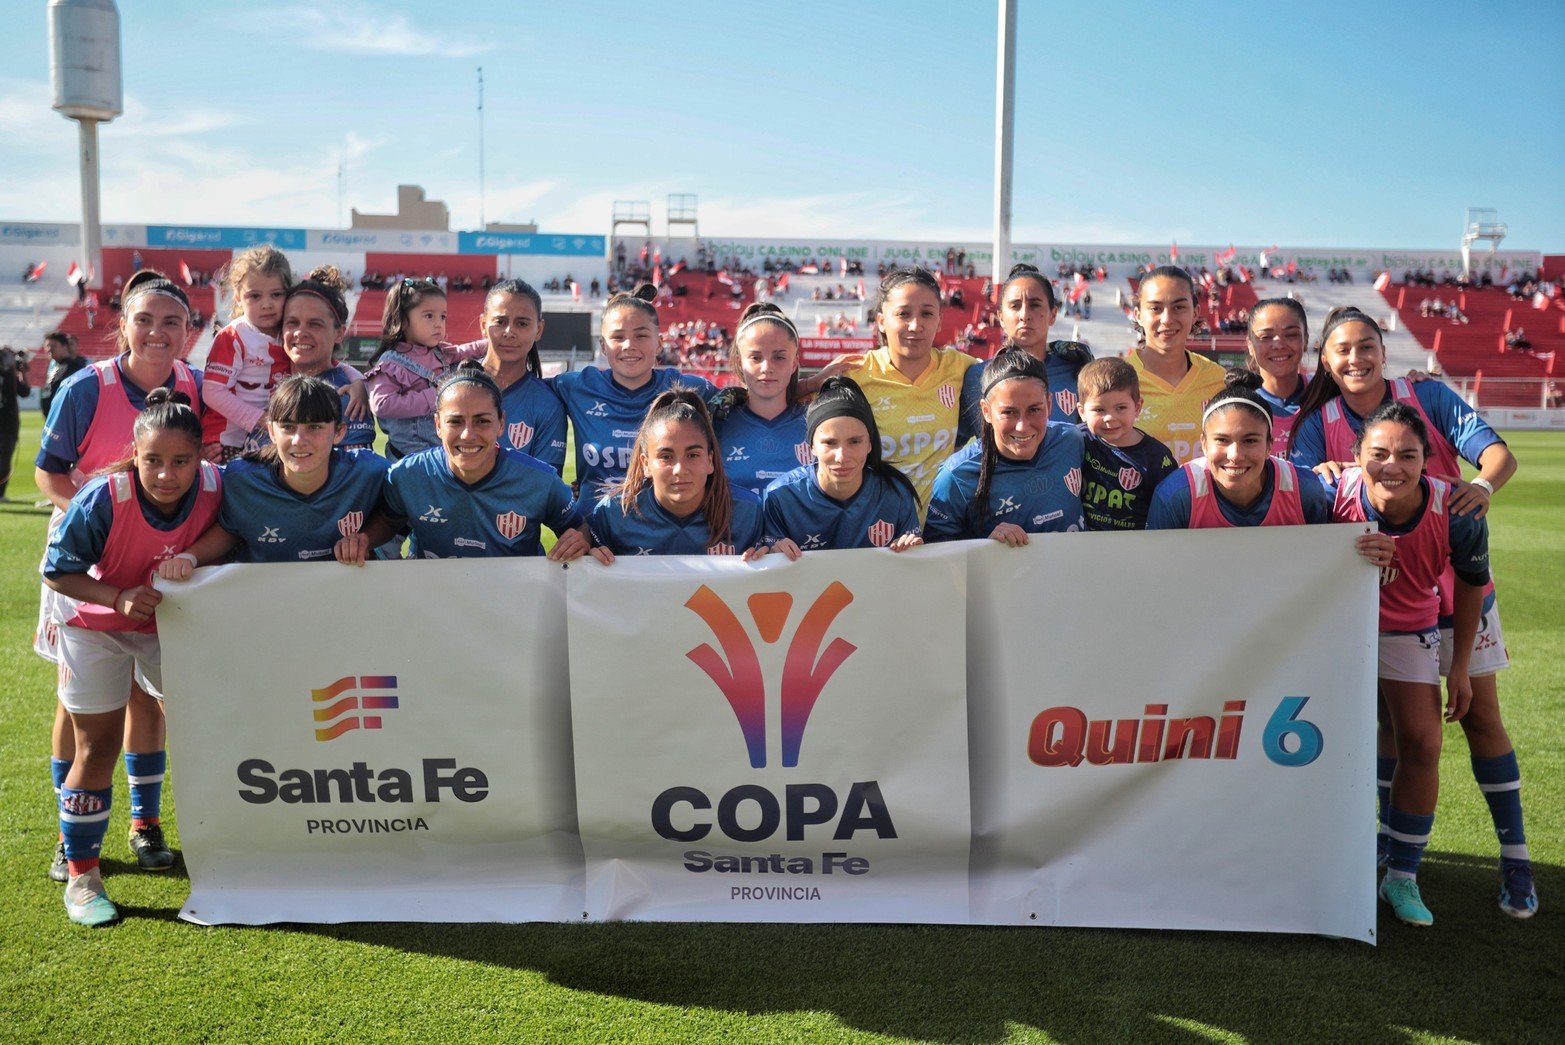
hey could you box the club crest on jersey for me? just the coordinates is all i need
[937,383,957,409]
[496,511,528,540]
[337,511,364,536]
[1064,467,1082,496]
[706,542,736,556]
[794,442,813,466]
[1119,466,1142,491]
[1056,389,1079,416]
[868,519,895,547]
[508,420,534,448]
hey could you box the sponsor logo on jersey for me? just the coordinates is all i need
[937,384,956,409]
[794,442,813,466]
[298,548,333,560]
[311,675,399,742]
[337,511,364,536]
[419,505,447,523]
[1118,466,1142,491]
[586,401,610,417]
[1055,389,1079,416]
[906,413,936,424]
[508,420,534,448]
[1064,467,1082,496]
[496,511,527,540]
[995,495,1020,516]
[257,526,286,544]
[873,395,895,413]
[454,537,487,550]
[867,519,895,547]
[1034,510,1064,524]
[726,445,749,463]
[801,533,826,550]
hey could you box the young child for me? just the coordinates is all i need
[1076,357,1177,530]
[366,279,468,459]
[201,246,292,462]
[588,388,767,561]
[43,389,221,925]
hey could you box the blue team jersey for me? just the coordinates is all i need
[549,367,717,495]
[1289,379,1504,471]
[714,402,811,496]
[1079,428,1179,531]
[588,484,764,556]
[1147,459,1334,529]
[383,446,580,559]
[244,365,376,452]
[44,472,208,577]
[219,448,389,562]
[762,465,922,551]
[37,358,205,474]
[957,340,1092,435]
[498,371,569,475]
[925,422,1086,541]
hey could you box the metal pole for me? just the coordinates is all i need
[992,0,1017,288]
[78,117,102,288]
[477,67,486,230]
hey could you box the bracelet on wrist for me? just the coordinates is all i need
[1470,477,1495,496]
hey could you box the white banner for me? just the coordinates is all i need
[566,550,972,923]
[157,560,583,925]
[967,526,1378,941]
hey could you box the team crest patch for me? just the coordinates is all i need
[508,420,534,448]
[1056,389,1079,415]
[937,383,957,409]
[868,519,895,547]
[1064,467,1082,496]
[795,442,813,466]
[706,542,736,556]
[1119,467,1142,491]
[337,511,364,536]
[496,511,528,539]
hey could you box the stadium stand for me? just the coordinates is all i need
[1380,283,1560,406]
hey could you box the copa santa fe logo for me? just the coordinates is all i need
[496,511,528,540]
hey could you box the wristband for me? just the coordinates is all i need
[174,552,199,566]
[1470,478,1495,496]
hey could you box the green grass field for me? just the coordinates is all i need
[1,411,1559,1043]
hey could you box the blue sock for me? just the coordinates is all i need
[1376,757,1396,861]
[124,751,166,827]
[1472,752,1530,864]
[59,785,112,873]
[1384,806,1434,878]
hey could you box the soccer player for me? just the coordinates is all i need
[1076,357,1178,531]
[1332,403,1489,926]
[708,301,811,496]
[587,388,768,560]
[344,363,588,562]
[844,267,979,511]
[994,263,1094,422]
[1291,306,1534,918]
[762,376,921,552]
[550,284,717,497]
[1147,370,1332,529]
[1244,297,1310,457]
[925,349,1085,543]
[1127,265,1227,465]
[44,389,221,924]
[267,267,375,450]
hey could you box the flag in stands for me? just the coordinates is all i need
[180,260,193,284]
[571,281,581,303]
[1534,291,1551,310]
[24,260,46,281]
[66,261,82,284]
[716,270,735,286]
[1170,241,1178,263]
[1373,271,1392,291]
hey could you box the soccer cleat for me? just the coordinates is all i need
[49,838,69,883]
[1499,863,1539,920]
[64,869,119,927]
[127,823,175,871]
[1379,875,1434,927]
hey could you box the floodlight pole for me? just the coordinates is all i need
[477,66,486,229]
[992,0,1017,287]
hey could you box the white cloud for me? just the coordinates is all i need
[287,6,491,57]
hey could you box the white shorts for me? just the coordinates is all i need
[32,508,70,663]
[1378,630,1441,685]
[1440,605,1510,678]
[56,626,163,715]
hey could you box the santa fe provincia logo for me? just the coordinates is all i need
[684,581,857,769]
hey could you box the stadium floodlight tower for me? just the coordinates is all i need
[610,200,653,267]
[1461,207,1507,279]
[49,0,122,291]
[668,194,699,242]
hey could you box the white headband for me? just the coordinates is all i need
[1202,396,1273,431]
[736,311,798,340]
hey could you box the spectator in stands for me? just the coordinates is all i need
[0,345,29,501]
[40,331,87,419]
[1505,328,1531,351]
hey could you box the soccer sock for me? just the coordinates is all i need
[124,751,165,828]
[1472,752,1530,864]
[1384,807,1434,880]
[1376,756,1396,861]
[51,758,73,841]
[59,785,112,877]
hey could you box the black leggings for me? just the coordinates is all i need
[0,415,18,498]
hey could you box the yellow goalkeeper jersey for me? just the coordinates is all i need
[1128,349,1228,465]
[846,346,980,511]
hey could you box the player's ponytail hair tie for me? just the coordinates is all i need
[1201,368,1273,431]
[287,265,351,326]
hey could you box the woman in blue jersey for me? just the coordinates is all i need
[1290,306,1534,919]
[271,267,375,450]
[345,363,588,562]
[156,376,389,571]
[926,348,1085,543]
[1148,370,1333,530]
[762,376,922,552]
[1244,298,1310,457]
[550,284,716,496]
[708,301,812,496]
[443,278,568,473]
[587,388,769,561]
[994,263,1094,423]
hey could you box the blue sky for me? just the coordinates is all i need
[2,1,1561,249]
